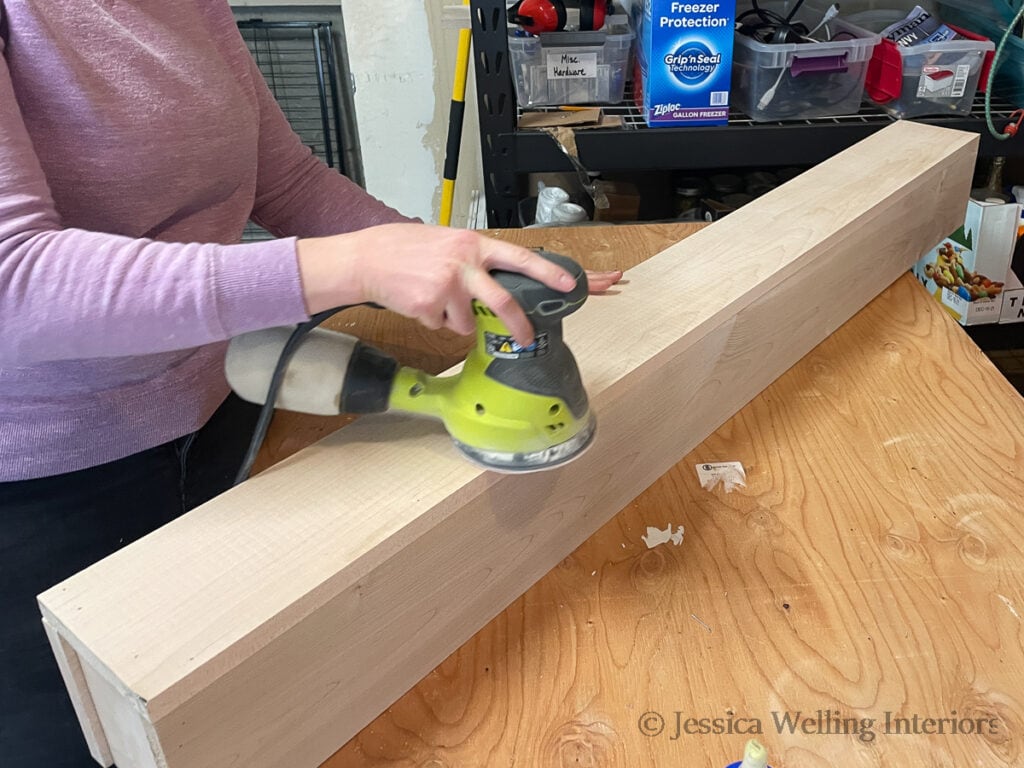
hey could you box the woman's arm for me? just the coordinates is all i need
[0,47,310,366]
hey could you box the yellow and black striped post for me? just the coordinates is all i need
[440,0,472,227]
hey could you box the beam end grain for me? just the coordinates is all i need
[42,616,114,767]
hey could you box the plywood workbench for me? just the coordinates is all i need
[243,222,1024,767]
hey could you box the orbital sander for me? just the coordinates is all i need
[225,250,595,475]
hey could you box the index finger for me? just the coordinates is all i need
[478,238,577,293]
[462,266,535,347]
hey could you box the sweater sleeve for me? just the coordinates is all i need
[244,54,415,237]
[0,39,310,366]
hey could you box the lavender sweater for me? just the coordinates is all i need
[0,1,409,481]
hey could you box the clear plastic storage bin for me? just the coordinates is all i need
[849,10,995,118]
[938,0,1024,108]
[733,17,880,121]
[509,19,634,107]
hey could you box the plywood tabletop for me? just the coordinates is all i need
[261,223,1024,767]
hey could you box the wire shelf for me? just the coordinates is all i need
[519,81,1021,131]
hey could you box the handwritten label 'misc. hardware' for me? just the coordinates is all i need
[547,51,597,79]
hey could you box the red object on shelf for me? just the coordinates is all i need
[864,24,994,105]
[1004,108,1024,136]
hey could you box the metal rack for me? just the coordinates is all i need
[239,20,347,173]
[237,19,357,240]
[469,0,1024,227]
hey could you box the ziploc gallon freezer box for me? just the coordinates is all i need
[633,1,736,126]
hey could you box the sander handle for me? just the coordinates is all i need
[489,250,588,323]
[225,327,398,416]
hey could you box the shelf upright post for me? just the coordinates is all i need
[470,0,522,227]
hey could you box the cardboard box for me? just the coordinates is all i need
[592,179,642,222]
[1000,267,1024,324]
[632,1,737,127]
[913,199,1020,326]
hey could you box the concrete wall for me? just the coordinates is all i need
[231,1,485,227]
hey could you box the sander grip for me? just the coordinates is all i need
[225,327,397,415]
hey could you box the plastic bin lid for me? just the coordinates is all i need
[863,23,995,104]
[864,40,904,103]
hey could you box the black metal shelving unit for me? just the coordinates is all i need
[469,0,1024,349]
[469,0,1024,228]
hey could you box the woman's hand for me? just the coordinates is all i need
[586,269,623,293]
[296,224,578,346]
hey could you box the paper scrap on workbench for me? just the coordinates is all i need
[642,524,684,548]
[696,461,747,492]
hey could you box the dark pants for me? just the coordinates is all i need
[0,394,261,767]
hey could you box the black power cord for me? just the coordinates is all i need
[232,305,358,486]
[736,1,853,118]
[737,0,809,44]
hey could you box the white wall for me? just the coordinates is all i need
[230,0,484,227]
[343,2,484,227]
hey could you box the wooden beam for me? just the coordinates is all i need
[38,121,977,768]
[41,618,113,766]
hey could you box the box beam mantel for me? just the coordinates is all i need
[39,121,978,768]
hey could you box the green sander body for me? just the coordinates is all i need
[225,251,595,473]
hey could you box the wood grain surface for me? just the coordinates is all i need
[316,225,1024,768]
[35,123,998,768]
